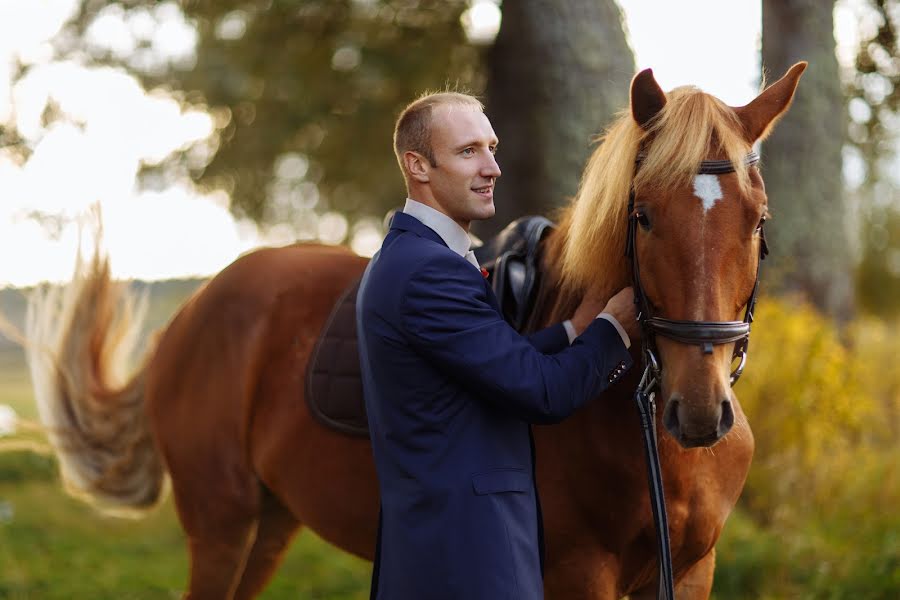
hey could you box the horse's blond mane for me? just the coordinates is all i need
[556,86,753,297]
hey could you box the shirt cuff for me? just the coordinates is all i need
[597,313,631,349]
[562,319,577,345]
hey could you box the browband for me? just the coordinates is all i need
[635,151,760,175]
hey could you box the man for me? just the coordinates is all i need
[357,91,636,599]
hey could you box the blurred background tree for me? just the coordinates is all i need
[481,0,632,235]
[57,0,481,234]
[846,0,900,317]
[27,0,632,241]
[761,0,855,320]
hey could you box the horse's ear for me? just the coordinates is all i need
[734,61,807,143]
[631,68,667,129]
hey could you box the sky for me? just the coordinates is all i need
[0,0,868,287]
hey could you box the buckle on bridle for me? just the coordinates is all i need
[730,350,747,386]
[638,348,661,396]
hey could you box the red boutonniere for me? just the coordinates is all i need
[481,267,489,279]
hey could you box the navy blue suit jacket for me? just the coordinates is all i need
[357,212,632,599]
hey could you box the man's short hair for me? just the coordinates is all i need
[393,92,484,175]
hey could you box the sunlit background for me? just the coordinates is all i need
[1,3,899,598]
[0,0,875,285]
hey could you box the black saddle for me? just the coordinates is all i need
[474,216,555,332]
[306,215,555,436]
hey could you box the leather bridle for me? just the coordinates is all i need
[627,150,767,391]
[626,151,767,600]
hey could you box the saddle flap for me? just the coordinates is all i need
[306,279,369,437]
[476,216,555,332]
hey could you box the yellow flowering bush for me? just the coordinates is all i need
[714,296,900,597]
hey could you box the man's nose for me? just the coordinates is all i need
[482,153,501,178]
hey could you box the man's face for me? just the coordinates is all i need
[425,104,501,230]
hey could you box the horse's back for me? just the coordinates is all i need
[148,243,366,384]
[144,243,370,492]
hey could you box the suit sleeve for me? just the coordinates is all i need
[526,324,569,354]
[399,253,632,424]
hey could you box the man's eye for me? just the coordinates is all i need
[489,146,497,155]
[462,148,475,156]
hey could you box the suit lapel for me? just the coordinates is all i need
[391,211,502,311]
[389,212,448,249]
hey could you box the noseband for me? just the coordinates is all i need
[626,151,767,388]
[626,151,767,600]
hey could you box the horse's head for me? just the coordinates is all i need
[625,63,806,448]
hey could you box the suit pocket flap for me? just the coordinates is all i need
[471,469,530,495]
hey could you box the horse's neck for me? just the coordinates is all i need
[530,226,629,330]
[529,227,651,490]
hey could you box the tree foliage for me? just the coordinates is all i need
[846,0,900,178]
[46,0,482,228]
[37,0,633,239]
[177,0,482,226]
[846,0,900,316]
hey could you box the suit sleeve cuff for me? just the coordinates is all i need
[596,313,631,349]
[562,319,577,345]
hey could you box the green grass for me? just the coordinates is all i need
[0,347,371,599]
[0,469,371,599]
[714,507,900,600]
[0,349,34,420]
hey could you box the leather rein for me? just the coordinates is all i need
[625,151,767,600]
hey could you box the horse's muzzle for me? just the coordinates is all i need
[662,394,734,448]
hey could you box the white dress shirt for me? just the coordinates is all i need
[402,198,629,348]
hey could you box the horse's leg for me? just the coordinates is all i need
[543,546,619,599]
[153,371,262,600]
[628,548,716,600]
[171,475,261,600]
[232,491,302,600]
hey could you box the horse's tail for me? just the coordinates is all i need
[25,247,167,517]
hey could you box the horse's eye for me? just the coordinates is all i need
[755,216,767,233]
[636,212,651,231]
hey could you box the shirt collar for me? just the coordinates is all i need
[402,198,471,258]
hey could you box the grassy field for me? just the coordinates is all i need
[0,345,372,598]
[0,471,372,599]
[0,286,372,599]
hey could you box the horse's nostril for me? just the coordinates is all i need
[663,398,680,437]
[718,399,734,436]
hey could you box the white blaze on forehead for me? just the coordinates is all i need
[693,174,723,212]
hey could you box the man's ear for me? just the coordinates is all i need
[404,151,430,183]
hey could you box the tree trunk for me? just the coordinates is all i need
[479,0,634,237]
[761,0,854,319]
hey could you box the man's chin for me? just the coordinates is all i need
[475,204,495,221]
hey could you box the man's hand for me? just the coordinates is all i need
[570,286,638,338]
[570,290,607,335]
[602,287,639,341]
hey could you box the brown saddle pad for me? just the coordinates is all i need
[305,278,369,437]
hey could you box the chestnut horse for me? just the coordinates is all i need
[24,63,805,599]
